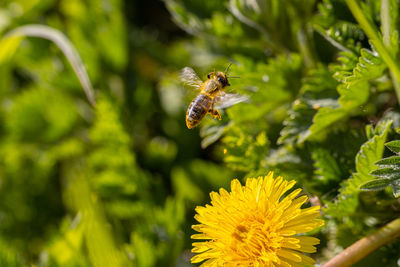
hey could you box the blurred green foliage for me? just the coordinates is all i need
[1,0,400,266]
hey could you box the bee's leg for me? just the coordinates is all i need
[210,109,221,120]
[209,99,221,120]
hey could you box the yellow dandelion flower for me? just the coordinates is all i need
[191,172,324,267]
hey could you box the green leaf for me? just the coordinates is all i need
[306,107,347,141]
[228,0,309,53]
[385,140,400,153]
[314,0,365,52]
[305,48,387,141]
[327,120,392,216]
[370,167,400,179]
[360,140,400,197]
[374,155,400,166]
[312,147,342,185]
[347,49,386,84]
[279,67,339,144]
[360,178,391,191]
[223,129,269,172]
[315,21,365,52]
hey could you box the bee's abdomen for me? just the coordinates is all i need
[186,94,212,129]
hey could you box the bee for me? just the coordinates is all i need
[181,64,247,129]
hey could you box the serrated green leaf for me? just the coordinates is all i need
[360,178,391,191]
[361,138,400,197]
[355,123,392,179]
[327,120,392,216]
[315,0,365,52]
[315,21,365,52]
[385,140,400,153]
[305,48,387,141]
[370,168,400,179]
[375,156,400,166]
[344,49,385,84]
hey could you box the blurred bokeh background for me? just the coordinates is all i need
[2,0,400,266]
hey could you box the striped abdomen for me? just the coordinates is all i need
[186,94,212,129]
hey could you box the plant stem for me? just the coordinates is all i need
[381,0,391,46]
[380,0,400,100]
[345,0,400,103]
[322,217,400,267]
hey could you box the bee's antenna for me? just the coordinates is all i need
[225,63,233,74]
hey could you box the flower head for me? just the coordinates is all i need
[191,172,324,266]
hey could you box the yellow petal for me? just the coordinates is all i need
[277,249,302,262]
[295,236,320,245]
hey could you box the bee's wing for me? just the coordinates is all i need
[180,67,203,90]
[214,92,250,109]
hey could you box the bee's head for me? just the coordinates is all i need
[207,71,230,87]
[216,72,230,87]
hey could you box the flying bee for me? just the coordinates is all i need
[181,64,248,129]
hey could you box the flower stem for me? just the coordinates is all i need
[345,0,400,103]
[322,218,400,267]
